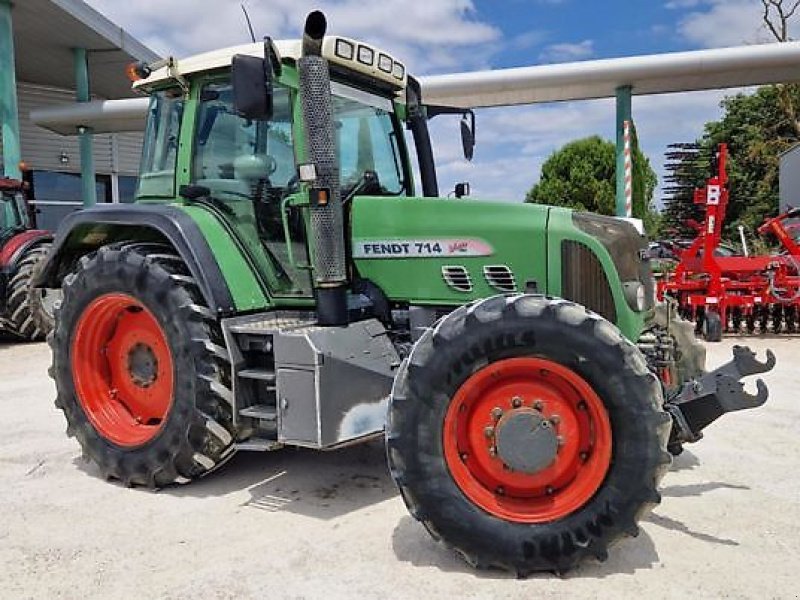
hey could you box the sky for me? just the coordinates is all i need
[85,0,792,205]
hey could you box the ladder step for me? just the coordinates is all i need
[238,368,276,382]
[240,404,278,421]
[236,438,282,452]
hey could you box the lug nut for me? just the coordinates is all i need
[550,414,561,425]
[460,452,469,462]
[511,396,523,408]
[484,426,495,438]
[557,435,565,446]
[489,446,498,457]
[533,401,544,411]
[491,407,503,420]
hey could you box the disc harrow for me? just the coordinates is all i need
[657,143,800,340]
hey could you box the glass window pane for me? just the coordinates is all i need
[137,91,184,198]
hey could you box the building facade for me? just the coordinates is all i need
[0,0,157,231]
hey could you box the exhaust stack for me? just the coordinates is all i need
[298,11,348,326]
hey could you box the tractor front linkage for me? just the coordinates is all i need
[665,344,775,454]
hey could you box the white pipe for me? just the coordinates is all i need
[30,98,150,136]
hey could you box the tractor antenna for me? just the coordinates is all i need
[241,3,256,43]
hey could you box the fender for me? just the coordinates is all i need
[0,230,52,315]
[0,230,52,269]
[35,204,238,315]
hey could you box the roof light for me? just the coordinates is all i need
[392,61,405,80]
[335,39,355,61]
[126,61,151,82]
[377,53,393,73]
[357,45,374,66]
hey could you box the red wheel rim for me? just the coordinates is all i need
[443,357,612,523]
[71,293,174,448]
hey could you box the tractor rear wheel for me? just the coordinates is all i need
[5,243,58,341]
[387,295,671,575]
[50,243,235,487]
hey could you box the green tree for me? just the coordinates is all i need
[662,85,800,236]
[525,136,658,232]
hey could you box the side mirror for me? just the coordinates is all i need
[454,182,470,198]
[460,110,476,161]
[232,53,272,120]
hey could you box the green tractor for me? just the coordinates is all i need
[37,12,774,575]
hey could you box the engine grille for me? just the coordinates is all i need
[442,266,473,292]
[561,241,617,323]
[483,265,517,293]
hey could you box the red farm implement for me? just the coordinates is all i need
[657,143,800,341]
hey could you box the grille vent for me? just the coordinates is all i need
[561,241,617,323]
[442,266,473,292]
[483,265,517,293]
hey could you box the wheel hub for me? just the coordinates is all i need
[127,343,158,388]
[494,408,558,474]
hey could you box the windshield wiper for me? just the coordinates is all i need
[343,170,381,204]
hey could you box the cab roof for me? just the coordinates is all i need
[134,37,407,93]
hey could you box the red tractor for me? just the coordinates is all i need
[0,177,56,341]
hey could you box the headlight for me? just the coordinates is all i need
[623,281,646,312]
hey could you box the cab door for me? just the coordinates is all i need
[191,77,313,299]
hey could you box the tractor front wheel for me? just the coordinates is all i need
[50,244,235,487]
[387,295,671,575]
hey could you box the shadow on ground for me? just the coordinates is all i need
[391,515,660,580]
[82,439,401,520]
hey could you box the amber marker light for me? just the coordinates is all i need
[125,62,151,82]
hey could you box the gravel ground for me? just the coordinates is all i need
[0,336,797,599]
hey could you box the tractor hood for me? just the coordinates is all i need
[350,195,651,341]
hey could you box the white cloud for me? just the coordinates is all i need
[538,40,594,63]
[676,0,796,47]
[85,0,501,74]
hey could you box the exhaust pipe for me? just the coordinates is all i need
[298,11,348,326]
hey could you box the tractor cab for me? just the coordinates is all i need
[131,34,417,303]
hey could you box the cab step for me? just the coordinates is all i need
[235,438,283,452]
[238,368,276,383]
[240,404,277,421]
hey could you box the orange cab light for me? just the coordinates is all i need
[125,62,151,82]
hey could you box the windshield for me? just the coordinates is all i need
[332,83,406,196]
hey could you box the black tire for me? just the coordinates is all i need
[50,243,235,487]
[387,295,672,575]
[771,304,783,334]
[746,311,756,334]
[702,310,722,343]
[5,243,57,341]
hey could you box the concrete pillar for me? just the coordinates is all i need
[615,85,632,217]
[73,47,96,206]
[0,0,22,180]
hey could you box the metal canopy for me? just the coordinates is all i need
[12,0,158,99]
[418,42,800,108]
